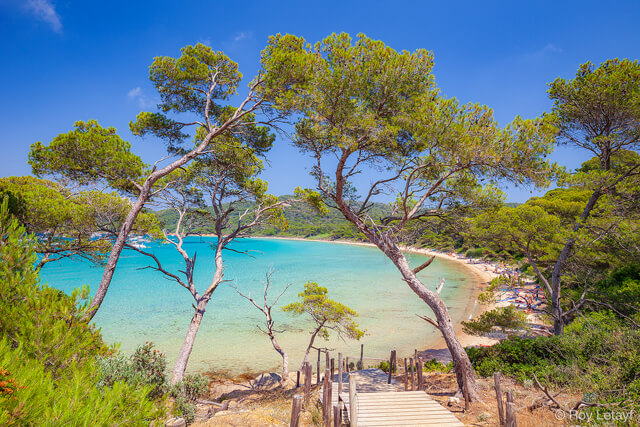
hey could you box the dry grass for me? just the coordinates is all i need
[419,371,581,426]
[192,384,324,427]
[191,371,581,426]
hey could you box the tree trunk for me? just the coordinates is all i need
[86,185,151,320]
[382,241,481,401]
[550,189,602,335]
[300,324,323,370]
[269,333,289,382]
[84,124,225,321]
[172,299,207,384]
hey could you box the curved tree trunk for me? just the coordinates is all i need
[300,324,323,370]
[330,164,480,401]
[84,114,243,321]
[86,185,151,320]
[270,337,289,382]
[382,242,480,401]
[172,299,207,384]
[550,189,602,335]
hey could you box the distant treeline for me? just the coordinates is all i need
[154,195,393,241]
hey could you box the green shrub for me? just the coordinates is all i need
[0,338,162,425]
[595,264,640,316]
[168,373,208,424]
[0,197,111,383]
[174,374,208,402]
[422,358,452,372]
[461,306,527,336]
[132,342,168,398]
[0,198,164,425]
[97,342,170,399]
[465,247,484,258]
[174,396,196,424]
[467,311,640,410]
[376,361,396,373]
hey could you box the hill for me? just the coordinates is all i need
[154,196,392,240]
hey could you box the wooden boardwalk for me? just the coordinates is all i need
[320,369,463,426]
[355,391,464,426]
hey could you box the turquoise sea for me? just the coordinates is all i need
[39,237,474,375]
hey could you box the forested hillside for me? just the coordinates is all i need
[154,195,393,240]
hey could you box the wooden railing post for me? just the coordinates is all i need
[333,404,341,427]
[322,369,331,426]
[349,374,358,427]
[338,353,343,394]
[330,358,335,382]
[403,358,408,391]
[416,357,423,391]
[505,390,517,427]
[409,357,415,390]
[303,362,312,407]
[359,344,364,370]
[494,372,505,425]
[290,394,302,427]
[317,349,321,385]
[387,350,396,384]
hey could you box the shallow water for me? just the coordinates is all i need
[39,237,475,375]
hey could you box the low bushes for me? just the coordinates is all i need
[0,198,166,424]
[467,311,640,408]
[97,343,208,424]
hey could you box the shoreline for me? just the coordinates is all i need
[202,234,500,387]
[260,235,501,352]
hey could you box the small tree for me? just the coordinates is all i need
[283,282,364,369]
[233,270,292,383]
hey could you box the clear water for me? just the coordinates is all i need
[39,237,474,375]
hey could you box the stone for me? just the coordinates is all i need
[447,396,460,406]
[165,417,186,427]
[252,372,282,389]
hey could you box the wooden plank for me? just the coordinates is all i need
[359,421,462,427]
[358,409,453,416]
[358,405,448,411]
[357,393,442,399]
[360,413,459,417]
[357,391,439,397]
[359,423,459,427]
[359,414,460,420]
[360,421,461,424]
[358,399,447,405]
[359,411,454,417]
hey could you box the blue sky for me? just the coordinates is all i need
[1,0,639,202]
